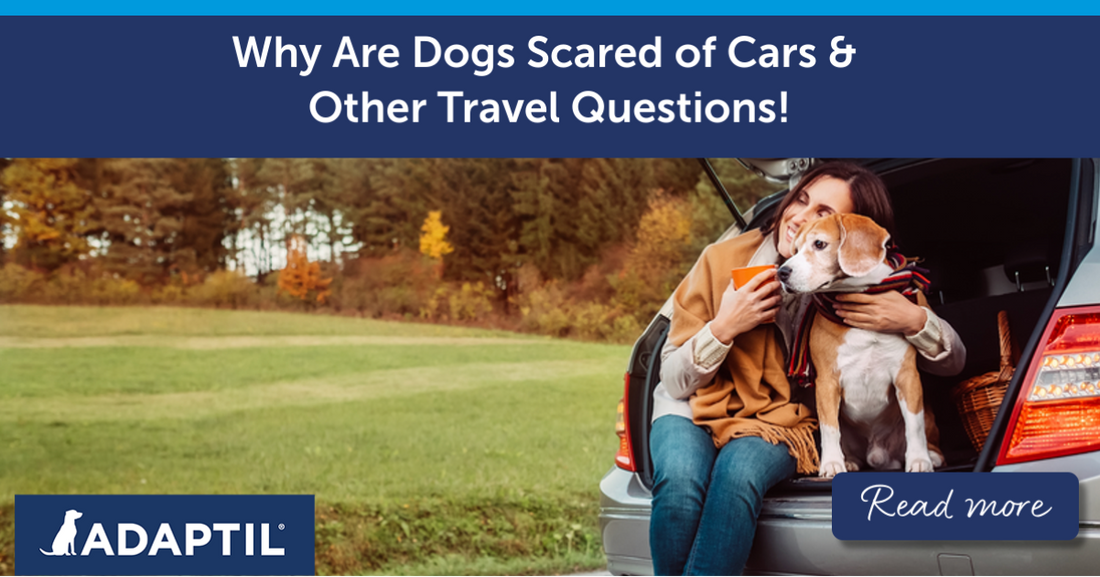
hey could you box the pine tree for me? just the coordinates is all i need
[96,158,193,284]
[229,158,280,281]
[305,159,350,264]
[433,158,521,290]
[358,158,434,253]
[510,158,659,281]
[255,158,316,240]
[512,158,584,279]
[171,158,234,274]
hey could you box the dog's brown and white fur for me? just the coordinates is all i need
[777,213,943,478]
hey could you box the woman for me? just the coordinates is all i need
[649,161,965,575]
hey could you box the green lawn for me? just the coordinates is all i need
[0,305,628,575]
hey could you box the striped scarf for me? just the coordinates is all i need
[786,250,930,388]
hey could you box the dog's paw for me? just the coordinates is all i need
[845,460,861,472]
[906,458,934,472]
[820,461,846,478]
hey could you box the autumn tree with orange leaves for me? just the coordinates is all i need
[278,235,332,304]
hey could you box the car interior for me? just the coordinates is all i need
[883,158,1072,467]
[629,158,1085,491]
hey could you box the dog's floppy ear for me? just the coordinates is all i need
[837,213,890,277]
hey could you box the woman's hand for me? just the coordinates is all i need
[710,268,782,345]
[834,291,927,336]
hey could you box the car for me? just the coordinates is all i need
[599,157,1100,575]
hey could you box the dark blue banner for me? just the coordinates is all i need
[15,495,315,575]
[832,473,1079,541]
[1,16,1099,157]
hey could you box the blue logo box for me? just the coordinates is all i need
[832,472,1079,541]
[16,495,314,575]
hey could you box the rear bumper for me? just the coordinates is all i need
[751,515,1100,575]
[598,453,1100,575]
[598,466,653,576]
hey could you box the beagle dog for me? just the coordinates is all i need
[777,213,943,478]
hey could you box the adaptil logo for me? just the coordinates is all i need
[17,495,314,576]
[38,508,287,557]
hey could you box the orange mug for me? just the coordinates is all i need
[731,264,777,290]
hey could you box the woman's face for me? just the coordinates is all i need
[775,176,855,259]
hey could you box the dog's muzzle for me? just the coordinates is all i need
[776,265,795,292]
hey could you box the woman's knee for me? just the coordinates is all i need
[650,416,716,497]
[710,437,797,497]
[653,450,712,491]
[653,466,709,508]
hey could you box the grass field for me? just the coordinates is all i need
[0,305,630,575]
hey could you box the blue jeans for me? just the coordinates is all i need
[649,415,797,576]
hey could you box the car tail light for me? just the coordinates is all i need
[998,305,1100,465]
[615,372,636,471]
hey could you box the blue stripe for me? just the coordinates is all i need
[5,0,1100,16]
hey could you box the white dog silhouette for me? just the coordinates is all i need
[40,509,82,556]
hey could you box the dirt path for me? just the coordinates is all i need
[0,358,615,423]
[0,335,545,349]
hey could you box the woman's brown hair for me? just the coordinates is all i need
[762,161,896,242]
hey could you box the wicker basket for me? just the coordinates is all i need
[951,310,1017,453]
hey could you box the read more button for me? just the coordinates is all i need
[831,472,1078,541]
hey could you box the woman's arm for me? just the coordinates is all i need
[906,307,967,376]
[660,321,733,400]
[662,268,783,399]
[834,291,967,376]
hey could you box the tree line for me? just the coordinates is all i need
[0,158,778,341]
